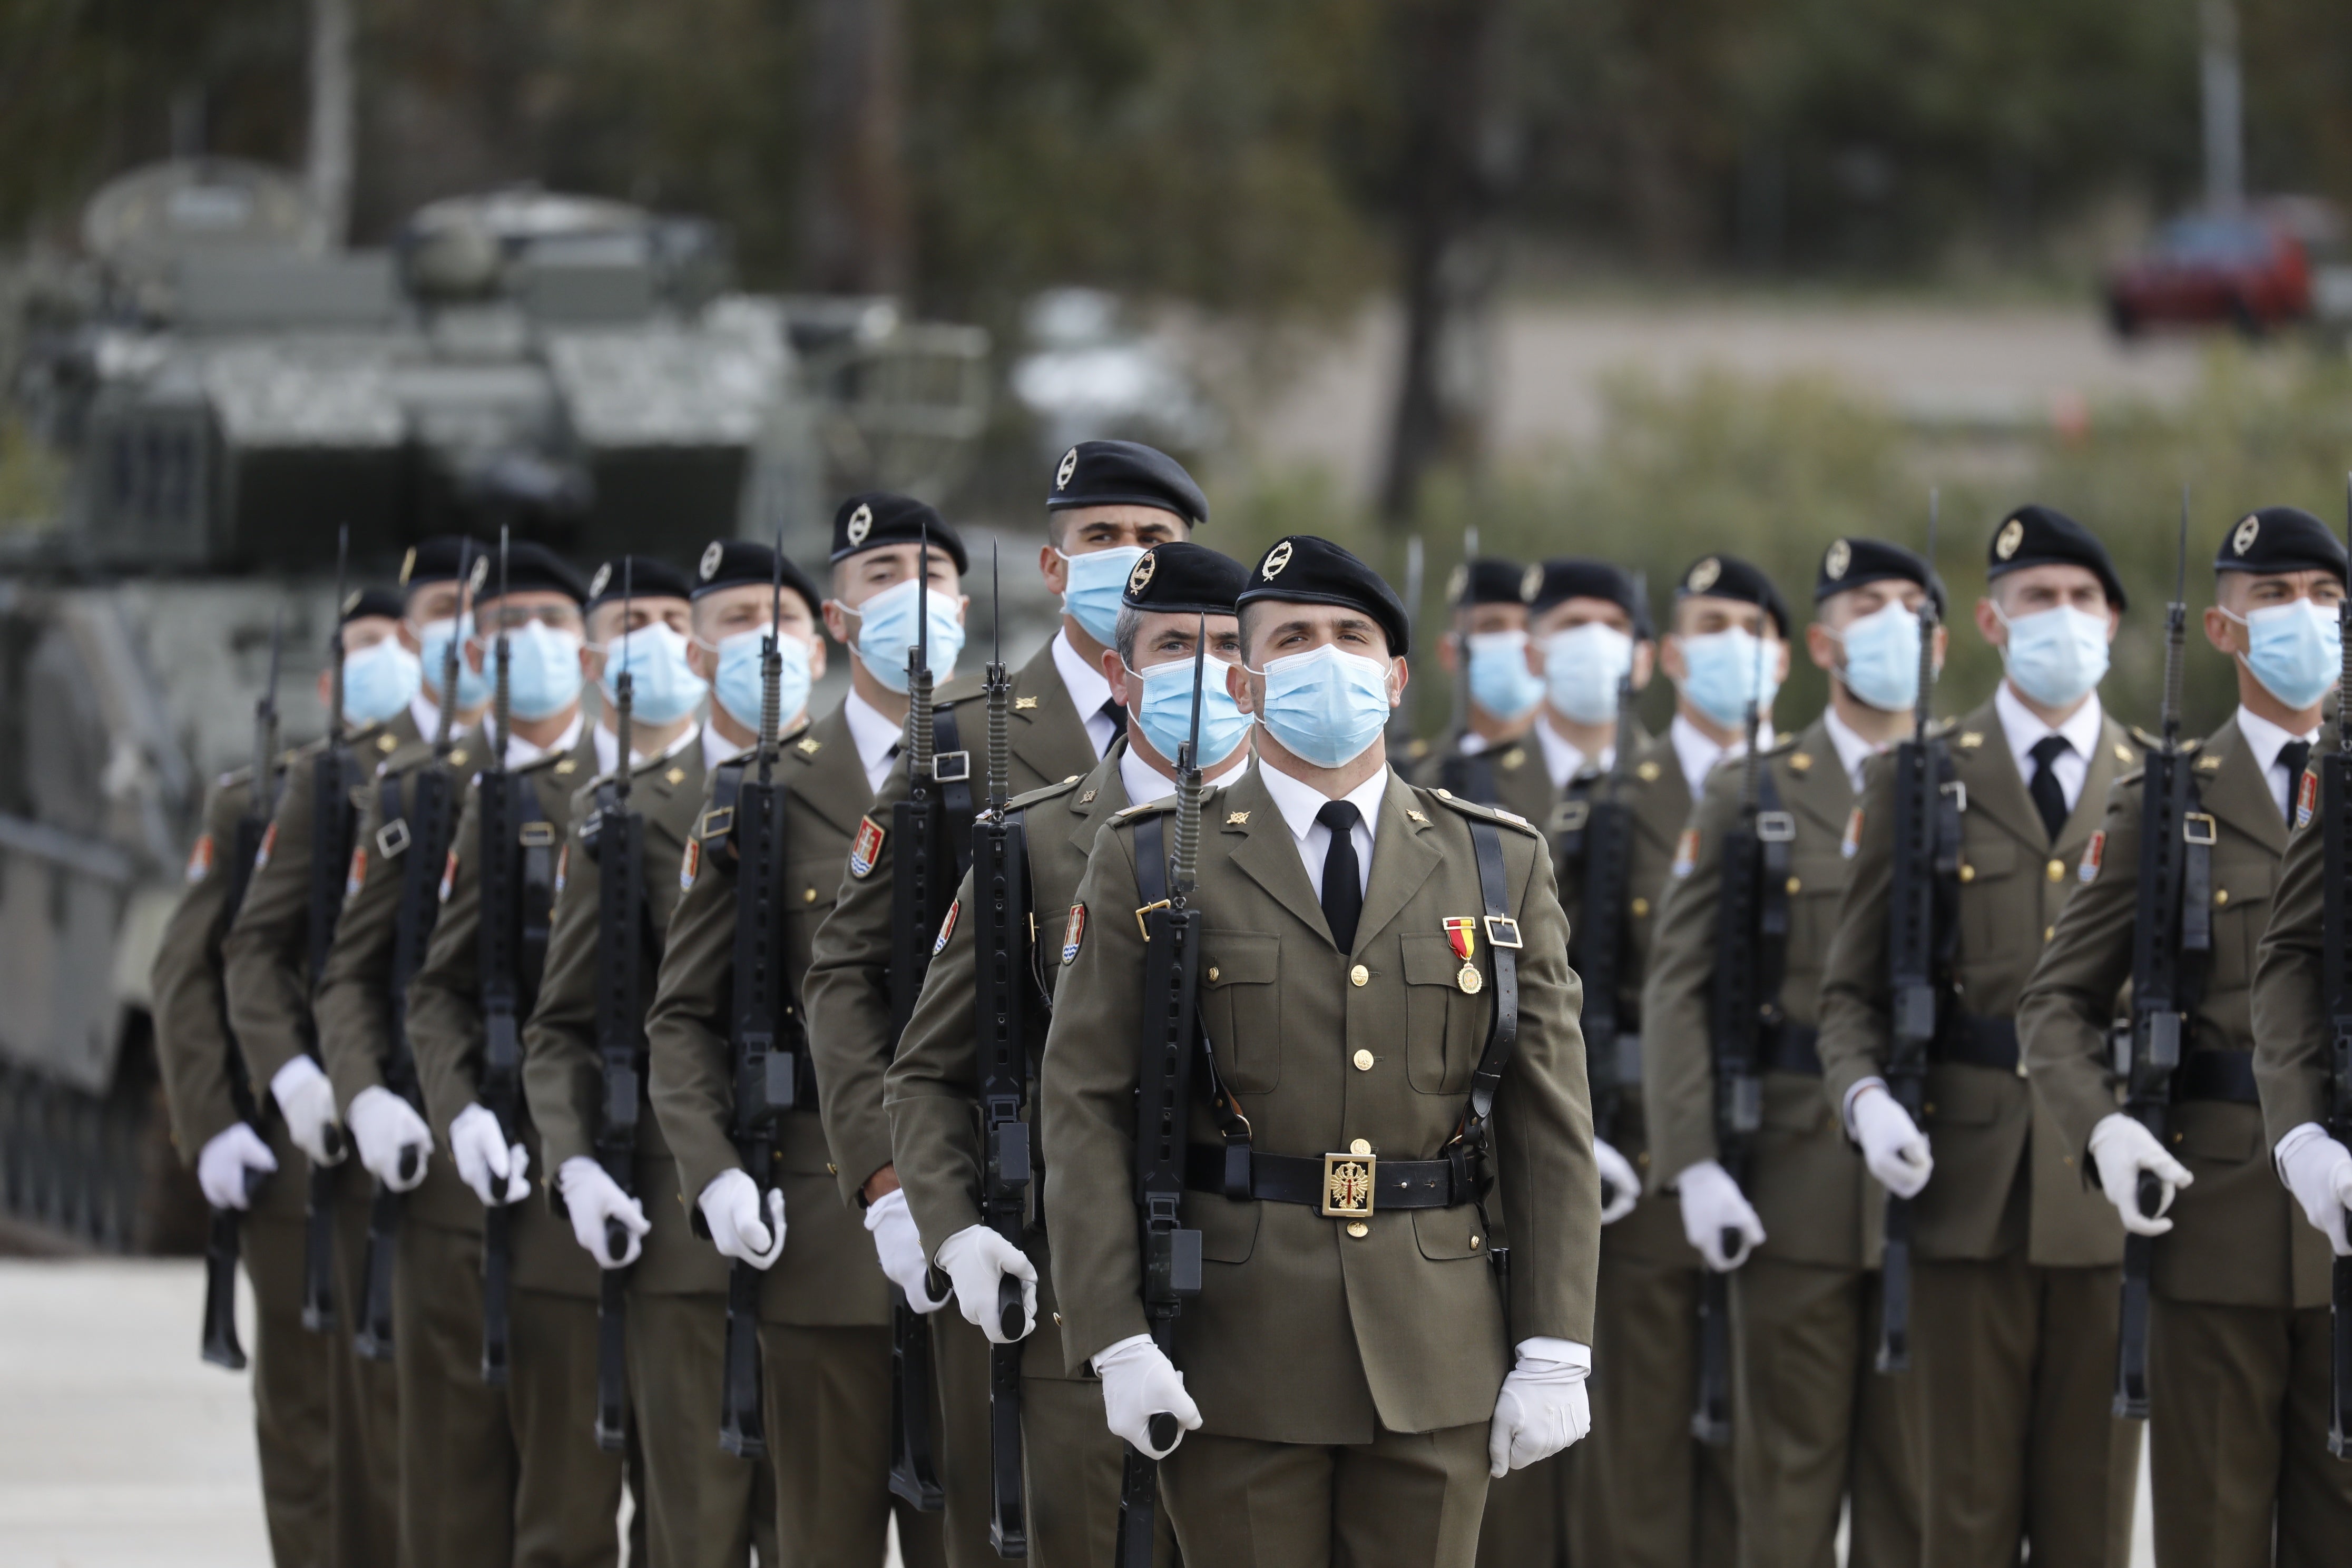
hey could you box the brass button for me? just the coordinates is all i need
[2213,889,2229,907]
[1207,965,1220,982]
[2171,1132,2183,1144]
[1959,864,1976,883]
[2044,925,2055,942]
[2045,859,2065,883]
[1469,1234,1483,1250]
[1635,1150,1650,1168]
[1786,876,1802,895]
[1631,897,1650,918]
[1350,964,1370,987]
[1924,1103,1937,1116]
[2062,1153,2074,1165]
[1053,1312,1064,1326]
[1350,1138,1371,1157]
[804,887,818,903]
[1346,1221,1369,1239]
[2016,1061,2030,1080]
[1353,1049,1375,1071]
[826,1162,839,1175]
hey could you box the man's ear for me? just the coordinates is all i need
[1227,660,1258,716]
[1039,544,1069,597]
[1103,645,1131,708]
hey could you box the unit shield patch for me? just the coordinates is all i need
[2297,769,2319,829]
[1841,807,1865,860]
[185,833,215,885]
[346,846,368,903]
[2079,829,2105,883]
[933,899,961,956]
[849,816,887,878]
[681,838,701,890]
[1062,903,1087,964]
[254,820,277,873]
[1671,827,1700,879]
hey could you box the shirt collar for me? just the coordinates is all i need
[1457,730,1492,757]
[702,722,742,774]
[1669,712,1744,801]
[2233,703,2318,776]
[1115,738,1250,808]
[1994,681,2103,775]
[409,692,443,746]
[498,709,585,771]
[842,689,902,774]
[1535,713,1603,789]
[1052,629,1113,721]
[1820,705,1887,793]
[1258,759,1391,844]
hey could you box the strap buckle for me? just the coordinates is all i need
[933,750,972,783]
[1133,898,1172,939]
[2181,811,2217,847]
[1941,780,1969,814]
[1757,810,1797,842]
[1320,1152,1377,1218]
[697,806,734,841]
[375,817,412,859]
[518,822,556,848]
[1483,915,1523,949]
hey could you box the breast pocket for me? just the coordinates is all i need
[2204,854,2273,995]
[1201,932,1281,1093]
[1401,932,1482,1093]
[1955,835,2023,969]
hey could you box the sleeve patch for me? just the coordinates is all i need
[345,846,368,903]
[2297,769,2318,830]
[253,819,277,873]
[681,838,700,891]
[933,898,961,956]
[1061,903,1087,964]
[184,832,215,885]
[554,842,569,898]
[438,848,459,904]
[2078,830,2104,883]
[848,816,886,879]
[1841,807,1864,860]
[1670,828,1700,879]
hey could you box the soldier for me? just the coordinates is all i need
[884,541,1252,1566]
[2061,507,2352,1565]
[400,541,633,1568]
[642,527,949,1567]
[804,443,1206,1564]
[1818,505,2142,1568]
[1641,537,1939,1568]
[1406,556,1542,803]
[223,579,450,1568]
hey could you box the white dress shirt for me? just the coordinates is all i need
[1994,682,2103,817]
[1115,738,1250,809]
[2233,704,2320,822]
[1670,712,1748,802]
[486,709,585,773]
[1052,630,1117,760]
[1456,730,1493,757]
[1535,715,1608,790]
[409,692,446,748]
[843,690,904,793]
[1821,705,1890,795]
[593,719,698,777]
[1258,763,1388,902]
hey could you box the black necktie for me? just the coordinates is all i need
[2279,739,2312,821]
[1316,800,1364,954]
[1099,699,1128,741]
[2028,734,2071,842]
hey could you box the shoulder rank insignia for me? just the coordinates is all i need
[933,899,961,956]
[1671,827,1700,879]
[2194,752,2221,772]
[1956,731,1984,749]
[665,766,688,786]
[680,839,700,891]
[1078,789,1097,805]
[2297,769,2318,829]
[1443,917,1482,993]
[438,848,459,904]
[1014,695,1039,711]
[1226,810,1249,825]
[254,820,277,873]
[346,846,368,903]
[184,832,214,886]
[2078,830,2104,883]
[797,736,822,754]
[1841,807,1864,860]
[554,758,577,775]
[849,816,886,878]
[1406,808,1428,824]
[1788,751,1812,772]
[1062,903,1087,964]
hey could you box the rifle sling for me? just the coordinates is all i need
[935,709,975,882]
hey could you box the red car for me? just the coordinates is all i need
[2105,215,2311,337]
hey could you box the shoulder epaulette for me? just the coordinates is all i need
[932,673,990,708]
[1007,774,1086,810]
[1924,716,1961,740]
[2128,726,2163,751]
[1427,786,1543,837]
[1405,736,1432,760]
[1112,796,1174,822]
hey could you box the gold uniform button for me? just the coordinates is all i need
[804,887,818,903]
[1350,964,1370,987]
[2044,925,2055,942]
[2213,888,2229,906]
[1353,1049,1376,1072]
[1053,1312,1064,1326]
[825,1162,839,1175]
[1207,966,1220,983]
[1350,1138,1372,1157]
[1469,1234,1482,1250]
[1959,864,1976,883]
[1631,897,1650,918]
[1786,876,1801,895]
[2045,859,2065,883]
[1346,1221,1369,1239]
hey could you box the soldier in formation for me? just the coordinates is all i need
[1407,556,1544,803]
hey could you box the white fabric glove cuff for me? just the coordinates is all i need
[270,1054,329,1105]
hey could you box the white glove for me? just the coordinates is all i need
[1488,1338,1593,1477]
[557,1157,651,1268]
[2277,1126,2352,1257]
[699,1169,787,1268]
[1676,1160,1765,1271]
[1093,1334,1202,1458]
[1852,1086,1934,1199]
[196,1123,278,1210]
[346,1087,432,1192]
[936,1224,1040,1344]
[1593,1138,1640,1224]
[270,1056,345,1167]
[2088,1113,2194,1237]
[864,1189,950,1311]
[447,1103,530,1208]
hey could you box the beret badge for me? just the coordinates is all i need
[1261,540,1294,580]
[2233,515,2259,556]
[1686,556,1721,593]
[589,563,612,598]
[1995,518,2025,560]
[700,541,725,581]
[1128,550,1158,594]
[469,554,491,593]
[399,547,417,586]
[342,590,363,615]
[846,503,873,546]
[1056,447,1079,491]
[1520,563,1543,602]
[1825,539,1851,580]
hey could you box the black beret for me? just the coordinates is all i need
[465,539,590,605]
[1045,440,1209,528]
[340,586,405,625]
[692,540,824,622]
[1236,535,1411,656]
[585,555,694,613]
[829,492,968,573]
[1524,557,1654,638]
[2213,505,2348,583]
[1672,554,1791,639]
[1987,504,2126,610]
[1121,542,1248,616]
[1448,557,1526,607]
[398,535,488,591]
[1816,537,1946,616]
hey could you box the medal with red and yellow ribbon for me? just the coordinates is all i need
[1443,916,1483,994]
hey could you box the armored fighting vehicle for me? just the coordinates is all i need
[0,159,988,1250]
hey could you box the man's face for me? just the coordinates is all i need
[1107,611,1242,708]
[322,615,402,707]
[1229,600,1405,717]
[400,580,465,655]
[822,544,967,648]
[690,584,826,682]
[1526,596,1655,691]
[1973,563,2116,651]
[1435,601,1527,673]
[1041,505,1189,598]
[2205,567,2347,658]
[1658,594,1788,690]
[463,591,584,674]
[1807,579,1939,677]
[585,596,691,679]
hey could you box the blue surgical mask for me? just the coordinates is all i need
[2229,599,2338,710]
[1129,658,1251,765]
[1057,546,1147,645]
[417,616,493,710]
[1250,643,1394,769]
[1996,603,2109,708]
[1677,628,1780,731]
[710,627,814,734]
[493,622,584,721]
[849,576,965,694]
[1465,630,1544,720]
[1830,602,1925,713]
[1538,623,1634,724]
[600,622,706,725]
[341,639,422,727]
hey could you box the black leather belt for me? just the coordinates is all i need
[2175,1049,2259,1105]
[1183,1144,1472,1214]
[1934,1015,2018,1072]
[1764,1022,1821,1076]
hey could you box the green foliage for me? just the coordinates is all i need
[0,415,67,534]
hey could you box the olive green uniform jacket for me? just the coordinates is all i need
[2252,724,2352,1146]
[1040,764,1600,1444]
[1402,730,1536,806]
[1816,693,2133,1267]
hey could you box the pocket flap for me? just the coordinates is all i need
[2214,856,2275,907]
[1923,1062,2012,1127]
[1203,932,1279,988]
[1960,835,2018,881]
[1414,1207,1491,1261]
[1400,931,1463,987]
[1182,1191,1262,1263]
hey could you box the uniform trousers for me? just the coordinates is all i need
[244,1209,332,1567]
[1908,1255,2139,1568]
[329,1184,400,1568]
[2147,1296,2352,1568]
[626,1290,776,1568]
[393,1221,625,1568]
[759,1321,947,1568]
[1159,1423,1492,1568]
[1730,1256,1918,1568]
[1016,1372,1176,1567]
[927,1307,998,1567]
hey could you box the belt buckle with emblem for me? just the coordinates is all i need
[1321,1151,1377,1218]
[1443,916,1483,994]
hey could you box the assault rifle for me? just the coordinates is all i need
[971,546,1033,1557]
[2112,496,2207,1419]
[302,528,357,1335]
[2319,474,2352,1456]
[588,562,648,1453]
[1694,635,1785,1444]
[1112,620,1210,1568]
[201,609,286,1370]
[356,543,473,1363]
[886,527,951,1510]
[1877,494,1956,1373]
